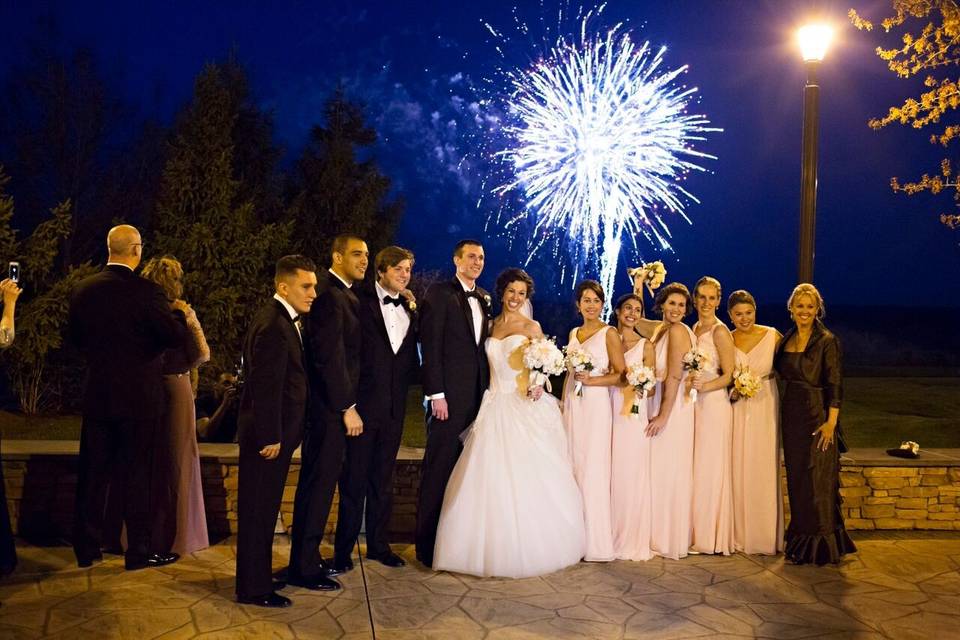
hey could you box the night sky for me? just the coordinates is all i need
[2,0,958,310]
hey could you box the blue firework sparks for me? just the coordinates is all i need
[486,8,719,309]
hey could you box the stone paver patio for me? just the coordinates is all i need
[1,532,959,639]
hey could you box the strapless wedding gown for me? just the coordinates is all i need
[433,334,587,578]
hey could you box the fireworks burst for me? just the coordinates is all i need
[486,8,719,312]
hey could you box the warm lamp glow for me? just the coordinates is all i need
[797,24,833,62]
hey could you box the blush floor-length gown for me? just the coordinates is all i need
[611,338,653,561]
[433,334,586,578]
[563,326,616,562]
[690,322,734,555]
[648,324,696,560]
[732,329,784,555]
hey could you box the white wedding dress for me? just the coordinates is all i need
[433,334,587,578]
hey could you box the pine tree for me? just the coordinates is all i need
[288,87,404,265]
[851,1,960,229]
[152,63,291,380]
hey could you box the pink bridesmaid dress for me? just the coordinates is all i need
[648,324,696,560]
[563,325,615,562]
[732,329,784,554]
[690,322,734,555]
[610,338,653,561]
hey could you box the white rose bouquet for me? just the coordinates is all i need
[731,364,762,401]
[625,363,657,417]
[682,348,708,402]
[522,337,565,394]
[627,261,667,296]
[564,346,595,397]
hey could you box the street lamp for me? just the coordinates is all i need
[796,24,833,284]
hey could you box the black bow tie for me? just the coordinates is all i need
[382,295,403,307]
[465,290,485,303]
[291,315,301,323]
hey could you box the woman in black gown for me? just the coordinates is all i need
[774,283,855,565]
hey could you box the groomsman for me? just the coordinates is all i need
[68,225,187,570]
[288,234,367,586]
[415,240,490,567]
[333,246,419,569]
[235,255,317,608]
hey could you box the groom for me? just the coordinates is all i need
[415,239,490,567]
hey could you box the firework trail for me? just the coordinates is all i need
[484,4,719,312]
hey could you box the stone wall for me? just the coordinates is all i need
[4,442,960,541]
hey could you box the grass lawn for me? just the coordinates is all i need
[4,378,958,450]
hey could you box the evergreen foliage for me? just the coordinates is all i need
[0,166,98,413]
[152,63,291,380]
[288,87,404,266]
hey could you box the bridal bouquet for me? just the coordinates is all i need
[627,261,667,294]
[731,364,762,401]
[522,337,565,393]
[625,363,657,417]
[564,346,594,397]
[682,348,708,402]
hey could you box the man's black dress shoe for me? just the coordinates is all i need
[367,552,406,568]
[318,559,344,577]
[287,574,341,591]
[332,557,354,574]
[77,553,103,568]
[124,552,179,571]
[236,591,292,608]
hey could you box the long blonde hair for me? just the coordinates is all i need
[141,255,184,302]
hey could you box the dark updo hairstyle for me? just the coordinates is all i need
[727,289,756,312]
[613,293,643,315]
[653,282,692,317]
[495,267,535,301]
[574,279,605,307]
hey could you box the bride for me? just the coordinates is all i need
[433,268,586,578]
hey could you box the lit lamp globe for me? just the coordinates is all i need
[798,24,833,63]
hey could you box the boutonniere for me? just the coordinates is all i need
[482,293,492,308]
[407,300,417,312]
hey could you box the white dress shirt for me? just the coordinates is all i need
[328,268,352,289]
[376,281,410,354]
[273,293,301,342]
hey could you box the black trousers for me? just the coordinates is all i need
[333,415,404,560]
[73,414,157,562]
[235,438,296,599]
[415,404,480,567]
[288,416,346,579]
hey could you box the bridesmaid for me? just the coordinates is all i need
[645,282,696,560]
[689,277,735,555]
[563,280,625,562]
[610,293,656,561]
[142,256,211,556]
[728,290,783,555]
[774,283,855,565]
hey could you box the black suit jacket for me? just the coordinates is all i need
[419,278,490,420]
[305,272,361,425]
[774,319,843,409]
[68,264,187,420]
[356,286,420,425]
[237,299,308,449]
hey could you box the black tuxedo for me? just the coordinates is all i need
[289,271,361,579]
[333,285,419,561]
[235,298,308,599]
[415,277,490,566]
[68,264,187,564]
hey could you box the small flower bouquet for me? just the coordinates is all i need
[628,261,667,295]
[682,348,708,402]
[564,346,595,397]
[731,364,762,401]
[522,337,565,394]
[625,363,657,417]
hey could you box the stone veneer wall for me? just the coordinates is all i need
[4,443,960,540]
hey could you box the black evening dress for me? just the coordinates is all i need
[774,321,856,565]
